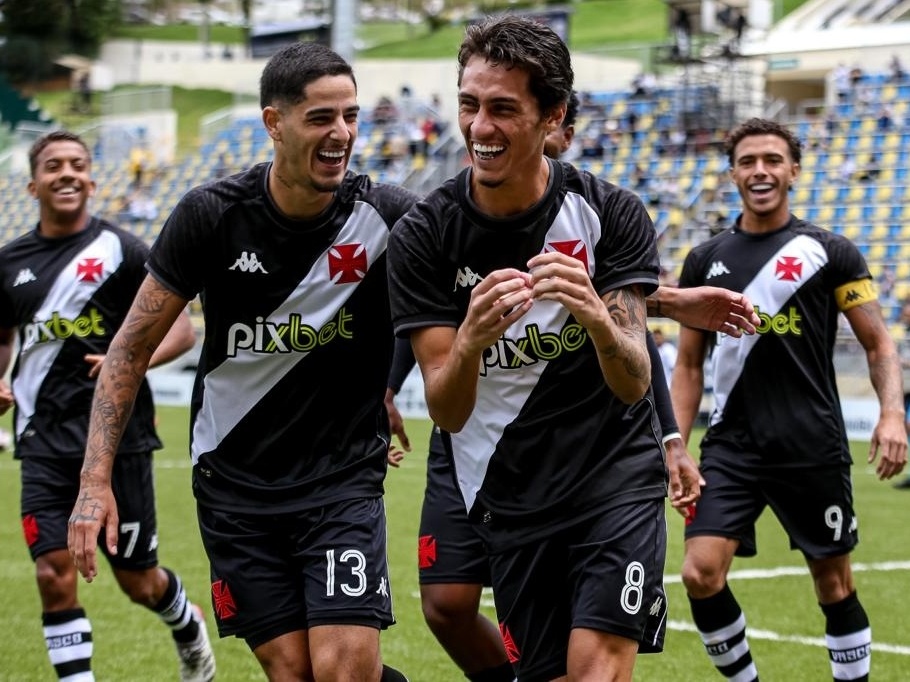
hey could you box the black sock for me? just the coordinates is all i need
[43,607,93,680]
[152,567,200,644]
[689,583,758,681]
[821,591,870,682]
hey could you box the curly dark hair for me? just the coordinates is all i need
[457,15,574,117]
[725,118,802,165]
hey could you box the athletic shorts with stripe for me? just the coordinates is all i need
[685,446,858,559]
[21,453,159,569]
[198,495,395,649]
[417,426,492,586]
[488,499,668,682]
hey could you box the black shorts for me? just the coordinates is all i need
[686,447,858,559]
[488,500,668,682]
[198,496,395,649]
[20,453,159,570]
[418,427,491,586]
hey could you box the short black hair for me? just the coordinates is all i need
[260,41,356,110]
[28,130,90,177]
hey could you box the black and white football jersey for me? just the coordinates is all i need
[148,164,417,513]
[0,218,160,459]
[679,216,874,467]
[389,159,667,545]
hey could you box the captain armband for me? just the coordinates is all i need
[834,278,876,312]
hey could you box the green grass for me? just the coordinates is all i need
[34,85,234,156]
[0,408,907,680]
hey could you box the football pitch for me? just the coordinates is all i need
[0,406,907,680]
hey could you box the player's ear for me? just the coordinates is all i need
[262,106,281,141]
[545,103,566,134]
[27,180,37,199]
[87,178,96,198]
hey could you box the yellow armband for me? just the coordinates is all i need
[834,278,876,312]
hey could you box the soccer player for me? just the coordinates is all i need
[672,118,907,682]
[390,91,757,681]
[0,130,213,681]
[388,15,684,680]
[68,43,414,681]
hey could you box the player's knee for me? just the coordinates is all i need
[680,557,724,598]
[35,556,78,608]
[420,589,475,630]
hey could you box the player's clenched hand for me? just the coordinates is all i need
[665,437,705,515]
[868,411,908,480]
[460,268,533,354]
[526,251,604,330]
[68,483,119,582]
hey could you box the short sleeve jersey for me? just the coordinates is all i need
[678,216,874,467]
[0,218,160,459]
[388,160,667,546]
[148,163,417,514]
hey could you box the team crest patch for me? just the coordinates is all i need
[417,534,437,569]
[775,255,802,282]
[22,514,39,546]
[211,579,237,620]
[328,243,368,284]
[76,258,104,283]
[545,240,588,268]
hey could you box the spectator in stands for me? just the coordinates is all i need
[807,115,828,150]
[673,7,692,59]
[837,154,857,184]
[832,63,851,102]
[630,71,657,99]
[672,117,906,682]
[888,53,906,82]
[68,42,413,682]
[129,145,148,188]
[857,152,881,182]
[877,105,894,132]
[651,327,677,387]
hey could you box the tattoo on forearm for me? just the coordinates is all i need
[601,288,649,380]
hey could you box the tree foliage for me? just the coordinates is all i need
[0,0,122,82]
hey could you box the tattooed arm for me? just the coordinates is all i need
[68,275,191,582]
[527,251,650,404]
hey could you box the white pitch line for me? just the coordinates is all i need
[662,561,910,583]
[667,620,910,656]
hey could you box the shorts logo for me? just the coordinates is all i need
[417,534,437,569]
[499,623,520,664]
[212,579,237,621]
[684,504,696,526]
[775,255,803,282]
[22,514,39,546]
[76,258,104,283]
[328,243,368,284]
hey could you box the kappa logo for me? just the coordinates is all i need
[376,576,389,598]
[76,258,104,283]
[229,251,269,274]
[705,260,731,280]
[649,596,665,617]
[775,255,803,282]
[843,289,863,304]
[22,514,39,547]
[328,243,368,284]
[12,268,36,287]
[454,266,484,291]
